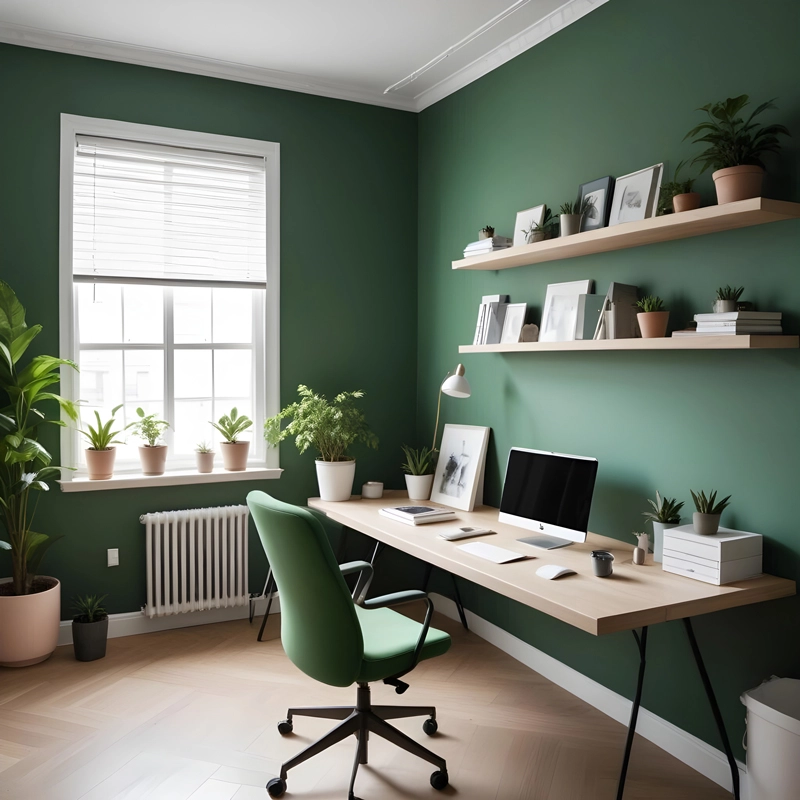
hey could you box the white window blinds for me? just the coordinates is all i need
[73,135,267,286]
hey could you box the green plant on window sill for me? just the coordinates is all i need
[79,405,124,451]
[690,489,731,515]
[196,440,214,454]
[264,385,378,463]
[72,593,108,623]
[211,408,253,443]
[126,407,169,447]
[401,445,436,476]
[642,491,684,525]
[635,295,665,313]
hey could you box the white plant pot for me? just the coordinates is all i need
[405,474,434,501]
[315,459,356,502]
[560,214,582,237]
[651,521,678,563]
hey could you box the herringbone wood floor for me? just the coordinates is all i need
[0,613,729,800]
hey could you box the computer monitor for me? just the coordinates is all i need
[499,447,598,550]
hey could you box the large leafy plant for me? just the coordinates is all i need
[264,385,378,463]
[685,94,790,173]
[0,281,77,595]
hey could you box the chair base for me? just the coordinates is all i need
[270,683,448,799]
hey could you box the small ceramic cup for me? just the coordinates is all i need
[361,481,384,500]
[591,550,615,577]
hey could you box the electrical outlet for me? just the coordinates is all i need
[107,548,119,567]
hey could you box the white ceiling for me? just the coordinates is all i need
[0,0,607,111]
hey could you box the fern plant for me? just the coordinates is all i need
[401,445,435,476]
[211,408,252,443]
[264,385,378,463]
[72,593,108,623]
[79,405,124,451]
[691,489,731,515]
[636,295,665,313]
[716,285,744,301]
[642,491,684,524]
[126,407,169,447]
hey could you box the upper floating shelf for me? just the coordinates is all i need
[452,198,800,271]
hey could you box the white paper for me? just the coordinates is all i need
[457,542,528,564]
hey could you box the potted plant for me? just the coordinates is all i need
[264,385,378,501]
[401,445,436,501]
[642,491,684,562]
[523,208,557,243]
[690,489,731,536]
[478,225,495,240]
[72,594,109,662]
[0,280,77,667]
[714,285,744,313]
[211,408,252,471]
[658,161,700,214]
[195,441,215,473]
[559,197,593,236]
[635,295,669,338]
[685,94,790,204]
[127,408,169,476]
[79,404,124,480]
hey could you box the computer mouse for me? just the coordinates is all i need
[536,564,577,580]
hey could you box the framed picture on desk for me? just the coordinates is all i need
[431,424,490,511]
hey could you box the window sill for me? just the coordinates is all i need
[58,467,283,493]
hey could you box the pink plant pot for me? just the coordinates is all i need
[0,578,61,667]
[712,165,764,204]
[637,311,669,339]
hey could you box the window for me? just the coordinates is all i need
[59,116,280,478]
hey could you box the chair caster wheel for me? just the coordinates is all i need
[277,720,293,735]
[430,770,449,790]
[423,718,438,736]
[267,777,286,797]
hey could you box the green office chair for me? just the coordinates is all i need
[246,491,452,800]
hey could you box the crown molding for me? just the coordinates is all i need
[412,0,609,111]
[0,22,417,112]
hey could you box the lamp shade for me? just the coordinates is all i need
[441,364,471,398]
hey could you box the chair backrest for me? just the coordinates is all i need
[247,491,364,687]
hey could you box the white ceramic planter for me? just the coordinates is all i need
[0,578,61,667]
[220,441,249,471]
[405,474,434,501]
[651,521,678,563]
[693,512,721,536]
[560,214,582,236]
[315,459,356,501]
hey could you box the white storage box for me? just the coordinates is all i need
[662,525,762,585]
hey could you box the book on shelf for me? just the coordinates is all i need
[672,329,782,337]
[464,236,512,251]
[695,324,782,334]
[696,320,782,328]
[694,311,782,322]
[472,296,510,345]
[379,506,456,525]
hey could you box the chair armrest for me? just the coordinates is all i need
[339,560,373,577]
[363,590,434,671]
[339,561,374,604]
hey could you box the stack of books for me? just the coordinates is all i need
[473,294,509,345]
[463,236,512,258]
[673,311,782,337]
[378,505,456,526]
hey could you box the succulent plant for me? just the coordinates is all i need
[636,295,665,313]
[690,489,731,515]
[643,491,684,524]
[716,285,744,301]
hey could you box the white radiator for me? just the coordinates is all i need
[140,505,250,618]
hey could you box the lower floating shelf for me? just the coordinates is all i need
[459,336,799,353]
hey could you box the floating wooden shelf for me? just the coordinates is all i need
[459,335,800,354]
[453,198,800,271]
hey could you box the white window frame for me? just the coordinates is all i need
[58,114,280,486]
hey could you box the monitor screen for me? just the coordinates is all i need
[499,448,598,543]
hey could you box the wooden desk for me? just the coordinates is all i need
[308,491,795,800]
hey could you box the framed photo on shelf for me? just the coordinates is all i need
[431,424,490,511]
[513,204,546,247]
[500,303,527,344]
[540,280,593,343]
[608,163,664,226]
[577,176,615,232]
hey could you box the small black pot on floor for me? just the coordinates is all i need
[72,616,109,661]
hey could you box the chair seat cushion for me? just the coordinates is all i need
[354,604,451,684]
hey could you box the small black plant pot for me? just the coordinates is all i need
[72,616,109,662]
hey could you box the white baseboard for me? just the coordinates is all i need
[430,593,747,798]
[57,593,281,647]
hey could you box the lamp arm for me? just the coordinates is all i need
[431,371,451,452]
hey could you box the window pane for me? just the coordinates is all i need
[77,284,122,344]
[124,350,164,407]
[79,349,123,408]
[123,285,164,343]
[174,399,214,456]
[175,350,212,399]
[213,288,253,343]
[174,286,211,343]
[214,350,252,400]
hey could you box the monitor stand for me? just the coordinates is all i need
[517,535,574,551]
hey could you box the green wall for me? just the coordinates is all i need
[418,0,800,759]
[0,43,418,615]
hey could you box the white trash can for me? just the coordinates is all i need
[741,677,800,800]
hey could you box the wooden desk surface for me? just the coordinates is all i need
[308,492,796,636]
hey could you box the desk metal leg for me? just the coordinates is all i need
[257,569,276,642]
[616,626,648,800]
[683,618,740,800]
[421,565,469,631]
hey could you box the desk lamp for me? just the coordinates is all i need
[431,363,471,452]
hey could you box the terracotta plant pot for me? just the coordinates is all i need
[196,451,215,473]
[139,445,168,476]
[405,474,434,501]
[315,459,356,501]
[220,441,249,471]
[693,512,721,536]
[672,192,701,213]
[637,311,669,338]
[0,578,61,667]
[72,616,109,662]
[712,165,764,204]
[85,447,116,480]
